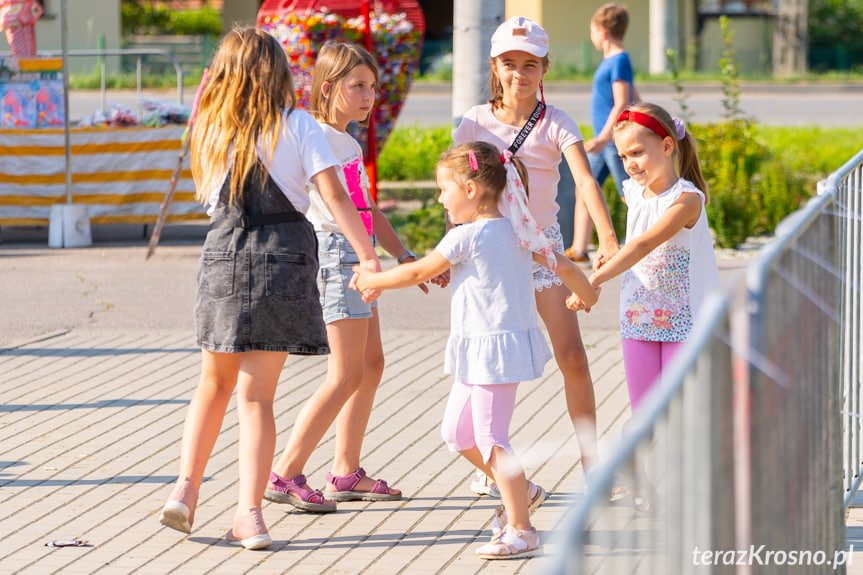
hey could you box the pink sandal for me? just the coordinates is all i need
[325,467,402,502]
[264,471,336,513]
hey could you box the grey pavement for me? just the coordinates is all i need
[1,224,806,575]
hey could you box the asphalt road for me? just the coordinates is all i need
[68,81,863,127]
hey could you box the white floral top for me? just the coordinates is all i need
[619,178,720,342]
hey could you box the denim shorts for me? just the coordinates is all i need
[317,231,377,324]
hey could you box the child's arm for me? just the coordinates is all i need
[562,142,619,267]
[352,251,451,294]
[370,203,429,294]
[312,167,382,299]
[533,251,600,308]
[313,167,379,264]
[585,80,633,154]
[591,192,702,286]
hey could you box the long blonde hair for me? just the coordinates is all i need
[310,41,379,127]
[613,102,709,202]
[191,28,296,204]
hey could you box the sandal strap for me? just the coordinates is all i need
[370,478,389,495]
[269,471,328,504]
[326,467,367,492]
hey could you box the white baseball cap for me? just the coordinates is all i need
[490,16,549,58]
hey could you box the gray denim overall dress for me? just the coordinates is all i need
[194,164,329,355]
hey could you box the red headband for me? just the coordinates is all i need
[616,110,669,139]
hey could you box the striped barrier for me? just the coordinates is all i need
[0,127,205,226]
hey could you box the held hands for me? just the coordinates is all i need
[349,259,382,303]
[593,240,621,272]
[429,269,450,289]
[566,282,602,313]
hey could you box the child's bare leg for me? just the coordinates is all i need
[328,309,399,495]
[177,350,241,488]
[459,446,530,530]
[535,283,599,471]
[488,446,530,530]
[235,351,285,509]
[271,318,368,479]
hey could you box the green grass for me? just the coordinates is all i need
[69,69,206,90]
[754,125,863,180]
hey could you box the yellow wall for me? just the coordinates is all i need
[699,15,774,75]
[0,1,122,73]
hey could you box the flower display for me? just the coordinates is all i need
[260,8,422,158]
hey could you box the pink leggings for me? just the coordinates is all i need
[621,339,684,412]
[440,381,519,464]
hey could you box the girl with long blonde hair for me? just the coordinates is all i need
[159,28,380,549]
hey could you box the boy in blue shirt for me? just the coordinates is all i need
[566,3,636,264]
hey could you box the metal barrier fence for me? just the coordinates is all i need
[550,147,863,575]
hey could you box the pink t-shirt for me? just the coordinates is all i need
[453,103,583,228]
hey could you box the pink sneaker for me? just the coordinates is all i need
[225,506,272,550]
[160,478,198,534]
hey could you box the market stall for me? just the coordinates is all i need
[0,125,200,226]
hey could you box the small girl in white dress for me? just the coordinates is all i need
[352,141,598,560]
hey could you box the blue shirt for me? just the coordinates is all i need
[590,52,634,135]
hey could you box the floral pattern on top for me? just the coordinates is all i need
[620,244,693,342]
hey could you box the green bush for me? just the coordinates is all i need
[169,8,222,36]
[696,120,763,248]
[121,1,221,36]
[386,202,447,255]
[377,125,451,182]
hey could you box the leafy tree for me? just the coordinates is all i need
[809,0,863,48]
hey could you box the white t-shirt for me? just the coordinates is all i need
[306,123,375,234]
[452,103,583,228]
[203,109,339,216]
[435,217,552,385]
[619,178,720,342]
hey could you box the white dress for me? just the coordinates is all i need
[619,178,720,342]
[434,217,552,385]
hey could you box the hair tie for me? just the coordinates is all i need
[616,110,669,140]
[672,117,686,140]
[468,149,479,171]
[501,150,513,164]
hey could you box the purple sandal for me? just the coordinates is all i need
[325,467,402,502]
[264,471,337,513]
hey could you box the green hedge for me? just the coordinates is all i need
[121,2,221,36]
[378,124,862,254]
